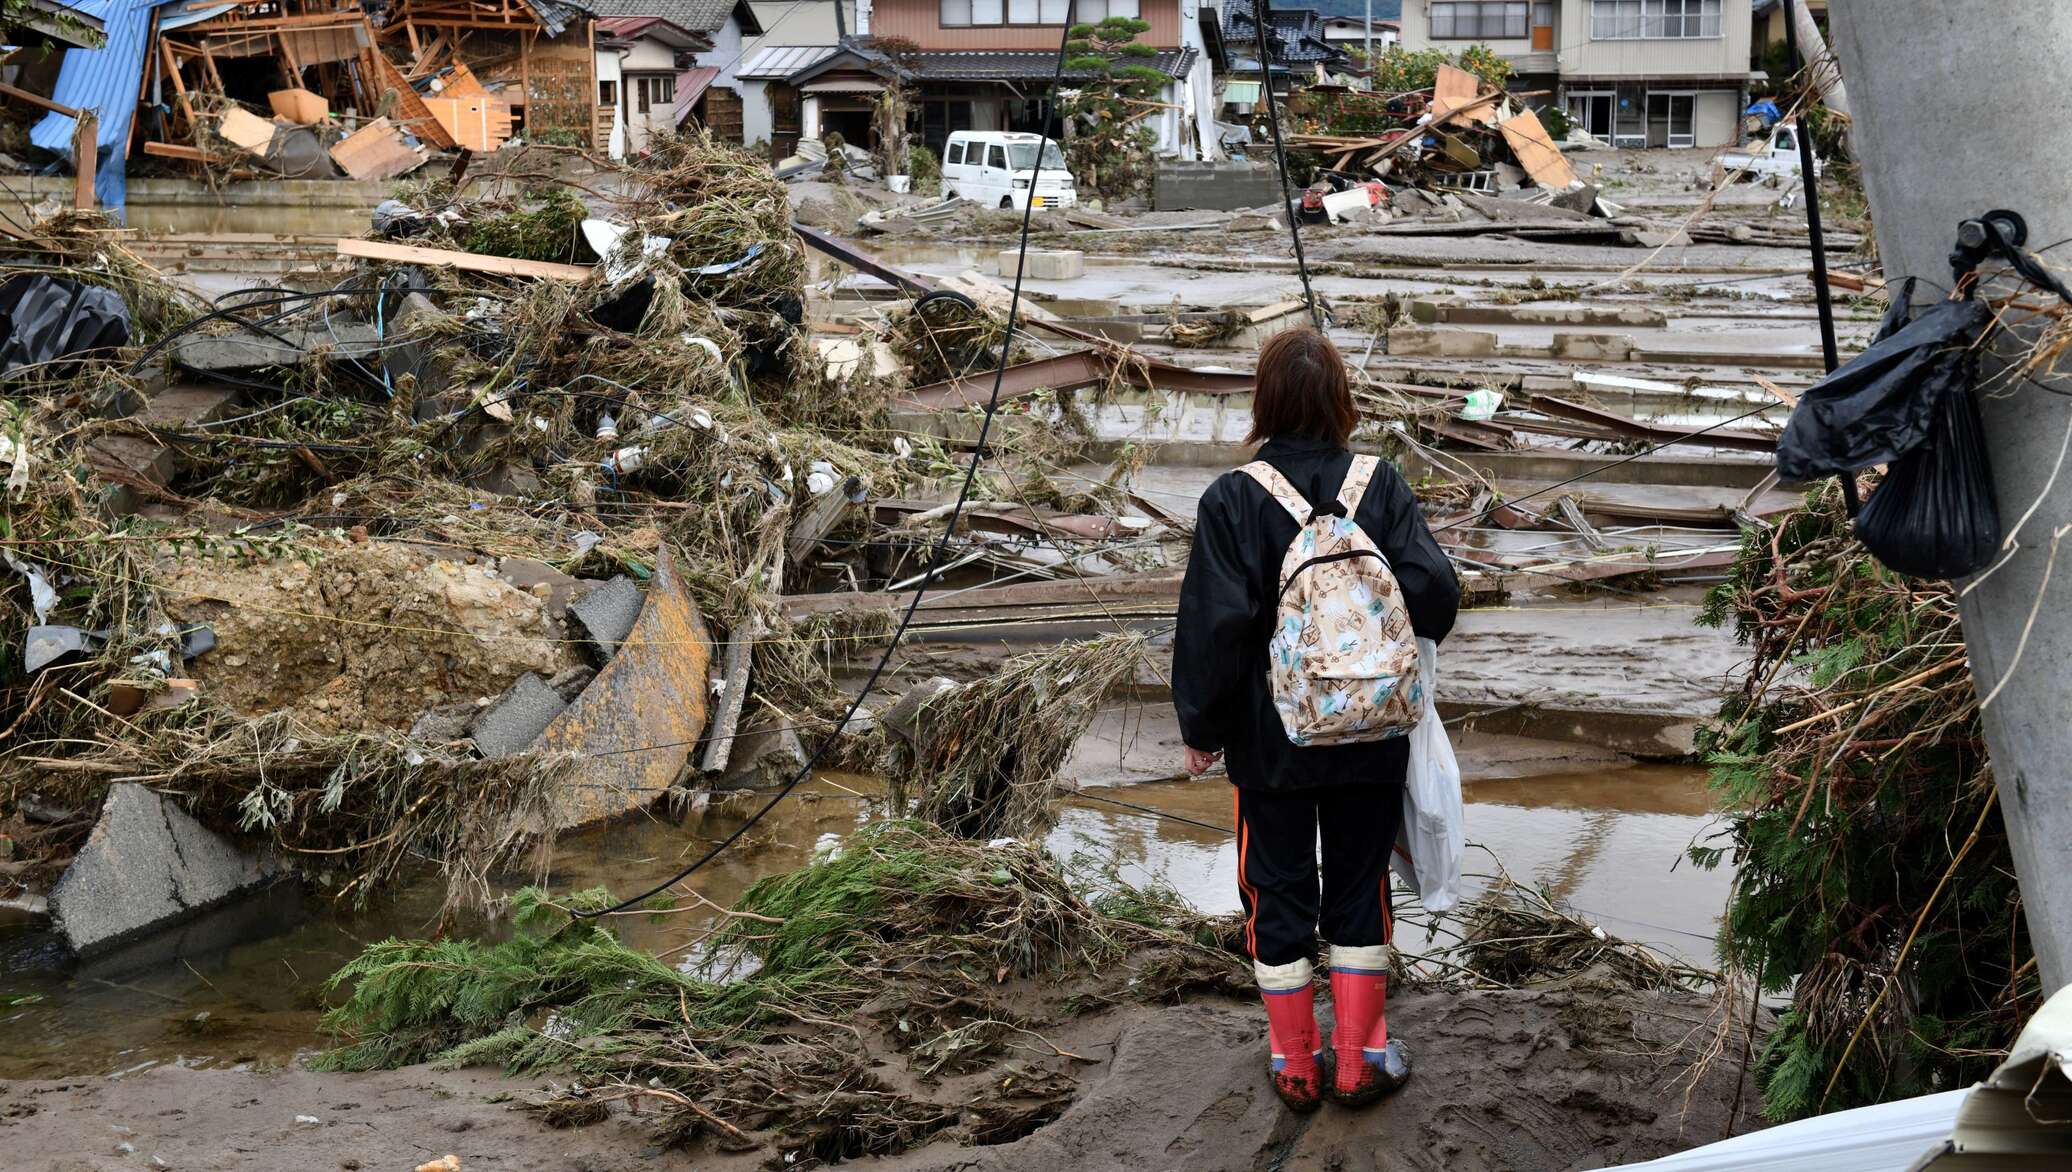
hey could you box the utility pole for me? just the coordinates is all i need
[1364,0,1373,82]
[1831,0,2072,995]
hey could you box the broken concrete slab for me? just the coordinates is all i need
[718,718,808,790]
[527,548,712,830]
[48,783,285,958]
[1548,333,1640,362]
[469,672,569,758]
[996,249,1085,280]
[567,575,644,652]
[1387,326,1499,358]
[174,322,386,377]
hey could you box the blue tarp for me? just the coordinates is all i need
[29,0,174,217]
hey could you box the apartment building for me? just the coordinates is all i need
[1400,0,1756,148]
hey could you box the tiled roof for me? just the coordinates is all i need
[586,0,743,34]
[737,43,841,79]
[913,47,1199,82]
[596,14,701,42]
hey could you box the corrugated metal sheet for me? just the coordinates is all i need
[673,64,719,124]
[736,43,837,80]
[29,0,170,216]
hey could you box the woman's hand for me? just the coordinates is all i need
[1183,746,1224,776]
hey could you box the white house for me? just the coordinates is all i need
[1397,0,1757,148]
[1319,16,1401,47]
[595,16,710,155]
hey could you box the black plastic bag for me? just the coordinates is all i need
[1775,280,1992,482]
[0,273,131,378]
[1852,369,2001,578]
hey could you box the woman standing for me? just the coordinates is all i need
[1173,327,1459,1112]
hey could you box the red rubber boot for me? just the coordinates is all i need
[1257,958,1327,1112]
[1328,945,1411,1107]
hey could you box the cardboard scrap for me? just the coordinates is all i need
[1497,107,1578,191]
[215,107,277,154]
[268,88,328,125]
[328,117,427,182]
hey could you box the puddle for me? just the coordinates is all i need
[0,762,1727,1080]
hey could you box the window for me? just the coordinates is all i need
[1429,2,1527,39]
[945,141,964,165]
[941,0,1069,24]
[1007,141,1067,171]
[633,75,673,114]
[1078,0,1140,18]
[987,144,1007,170]
[1590,0,1721,39]
[598,79,617,106]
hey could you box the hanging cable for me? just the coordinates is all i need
[1248,0,1321,329]
[574,8,1087,919]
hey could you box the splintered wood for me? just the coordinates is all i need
[328,118,427,182]
[361,44,458,150]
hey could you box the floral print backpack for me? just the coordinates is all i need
[1240,455,1424,747]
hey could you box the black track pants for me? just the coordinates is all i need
[1233,782,1404,967]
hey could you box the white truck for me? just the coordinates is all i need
[1719,122,1822,182]
[939,131,1078,211]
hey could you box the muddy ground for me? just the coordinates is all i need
[2,978,1752,1172]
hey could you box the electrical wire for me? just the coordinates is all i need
[1248,0,1320,329]
[573,7,1088,919]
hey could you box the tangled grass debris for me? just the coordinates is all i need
[1692,484,2035,1119]
[312,822,1244,1159]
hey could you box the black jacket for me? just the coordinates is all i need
[1172,436,1460,791]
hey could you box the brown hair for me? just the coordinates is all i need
[1246,327,1355,447]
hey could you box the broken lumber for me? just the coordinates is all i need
[328,117,426,182]
[335,237,594,282]
[1497,108,1576,190]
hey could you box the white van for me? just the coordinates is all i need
[940,131,1077,210]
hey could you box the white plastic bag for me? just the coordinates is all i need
[1392,637,1465,912]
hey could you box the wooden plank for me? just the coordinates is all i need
[327,117,427,181]
[71,110,96,209]
[1430,64,1492,126]
[335,236,594,281]
[1497,107,1577,191]
[216,106,277,153]
[0,79,81,118]
[143,141,210,161]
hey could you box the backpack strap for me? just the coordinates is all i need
[1238,461,1313,525]
[1338,454,1382,517]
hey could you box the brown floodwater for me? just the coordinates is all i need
[0,760,1728,1081]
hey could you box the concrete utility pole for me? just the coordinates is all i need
[1789,0,1849,122]
[1831,0,2072,996]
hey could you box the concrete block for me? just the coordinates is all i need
[174,322,384,376]
[469,672,568,758]
[882,676,959,748]
[528,548,713,830]
[49,783,284,957]
[1387,326,1499,358]
[137,384,241,428]
[997,249,1085,281]
[718,719,808,789]
[567,575,645,652]
[1549,333,1639,362]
